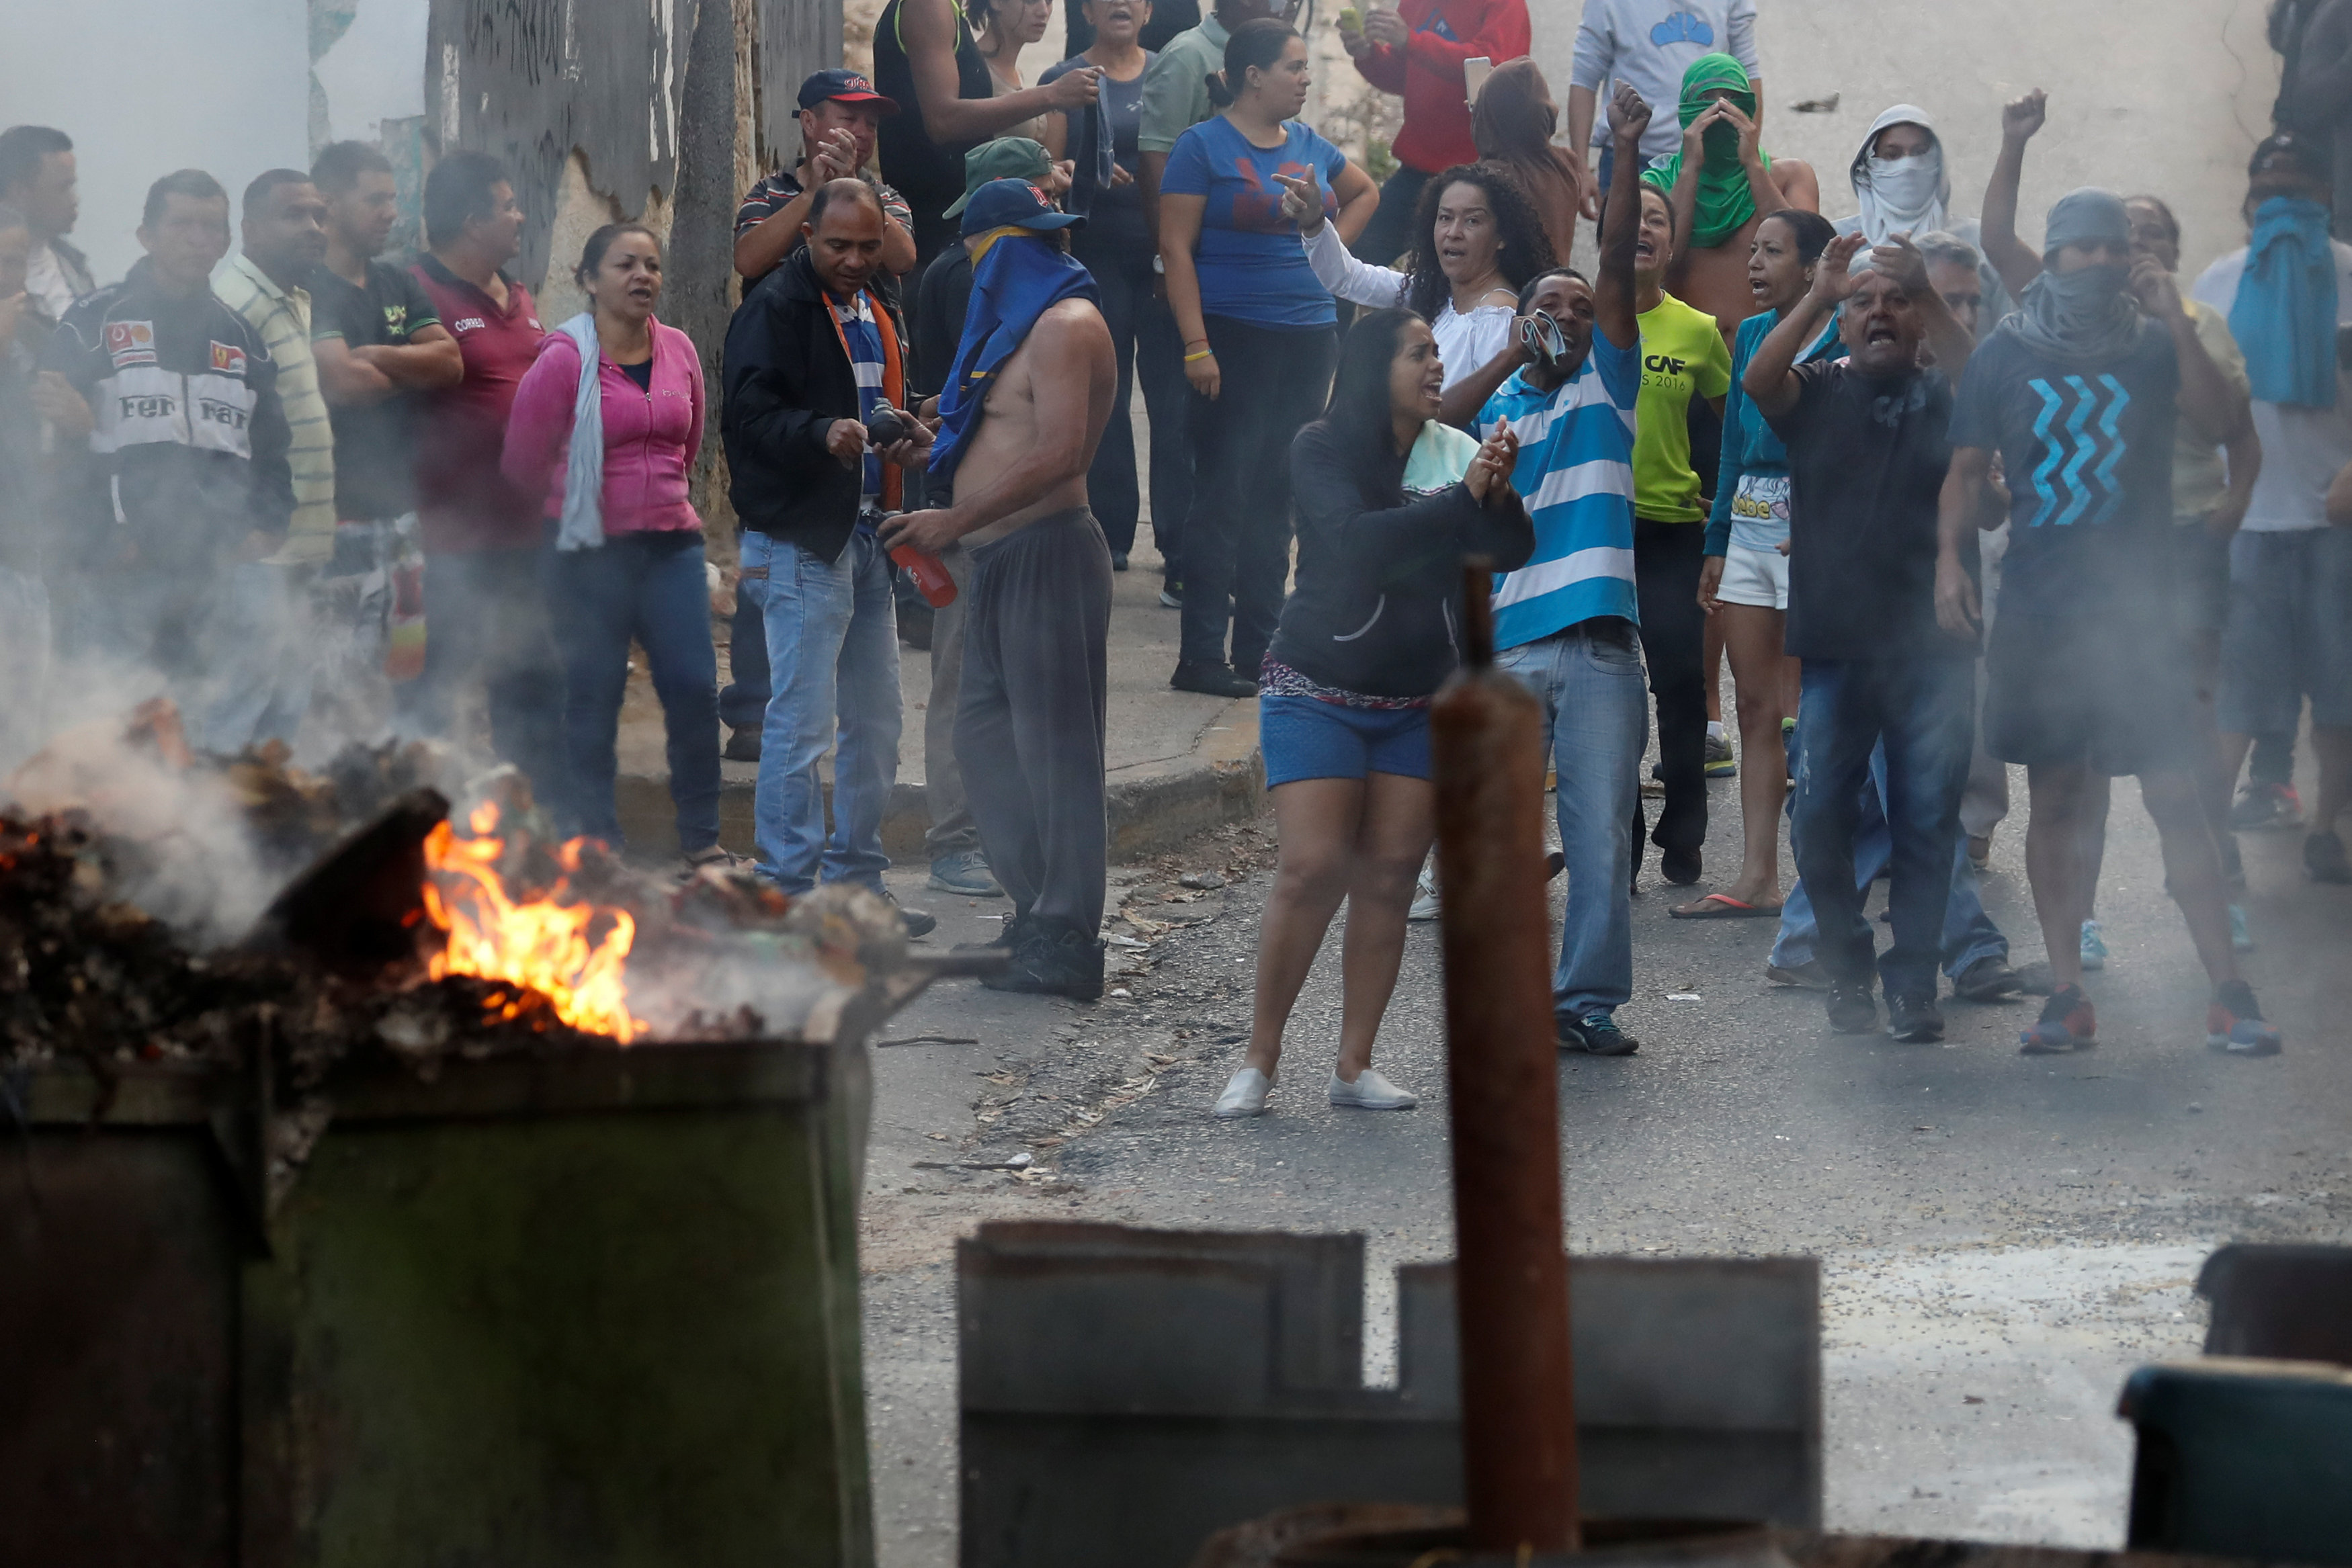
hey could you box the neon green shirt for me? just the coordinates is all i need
[1632,292,1732,523]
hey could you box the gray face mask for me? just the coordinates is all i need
[2007,261,2142,367]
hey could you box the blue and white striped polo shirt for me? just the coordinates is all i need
[1473,332,1641,651]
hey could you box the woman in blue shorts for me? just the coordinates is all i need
[1213,307,1531,1119]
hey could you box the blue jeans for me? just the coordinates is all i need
[0,565,50,772]
[720,584,769,732]
[91,560,308,754]
[1786,657,1978,998]
[1495,621,1648,1020]
[1772,744,2009,981]
[741,528,901,892]
[545,531,722,853]
[1177,318,1336,672]
[199,562,314,754]
[409,546,569,808]
[1073,226,1192,563]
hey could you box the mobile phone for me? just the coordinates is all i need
[1463,56,1493,107]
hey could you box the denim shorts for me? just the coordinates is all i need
[1259,693,1432,786]
[2220,527,2352,733]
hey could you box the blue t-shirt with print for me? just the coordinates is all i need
[1947,318,2179,619]
[1159,116,1346,329]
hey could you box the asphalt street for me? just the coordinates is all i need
[856,750,2351,1566]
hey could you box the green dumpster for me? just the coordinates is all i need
[3,943,978,1567]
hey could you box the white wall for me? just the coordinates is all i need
[314,0,431,144]
[1531,0,2279,279]
[11,0,312,286]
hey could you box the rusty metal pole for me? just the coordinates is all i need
[1429,560,1579,1554]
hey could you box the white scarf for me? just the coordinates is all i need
[554,312,607,552]
[1849,105,1950,246]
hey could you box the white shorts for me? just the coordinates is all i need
[1716,539,1789,611]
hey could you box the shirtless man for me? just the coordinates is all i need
[882,178,1119,998]
[1642,52,1816,336]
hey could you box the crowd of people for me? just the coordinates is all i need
[1,0,2348,1098]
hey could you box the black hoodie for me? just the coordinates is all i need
[1269,421,1534,699]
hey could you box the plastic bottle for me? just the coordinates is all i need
[890,543,958,607]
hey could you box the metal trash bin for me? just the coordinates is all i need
[958,1221,1820,1568]
[2120,1357,2352,1563]
[3,949,980,1568]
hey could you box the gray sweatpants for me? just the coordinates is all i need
[955,507,1113,934]
[923,541,979,857]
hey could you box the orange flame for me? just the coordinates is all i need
[421,802,646,1042]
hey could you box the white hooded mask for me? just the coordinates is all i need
[1849,103,1951,245]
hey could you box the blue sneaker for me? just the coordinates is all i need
[2229,904,2254,953]
[2206,979,2281,1056]
[2021,984,2097,1054]
[2079,918,2108,971]
[928,849,1004,897]
[1559,1012,1639,1056]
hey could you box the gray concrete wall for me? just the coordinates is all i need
[1529,0,2280,280]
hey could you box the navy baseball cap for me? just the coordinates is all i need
[2249,130,2331,186]
[958,177,1082,238]
[799,69,899,115]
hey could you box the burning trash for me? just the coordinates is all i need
[0,698,942,1089]
[423,801,647,1043]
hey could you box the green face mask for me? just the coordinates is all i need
[1638,54,1769,250]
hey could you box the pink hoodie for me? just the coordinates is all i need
[499,317,706,534]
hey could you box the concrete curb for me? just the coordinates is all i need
[616,698,1262,866]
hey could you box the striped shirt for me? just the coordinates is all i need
[1474,332,1641,650]
[214,253,335,566]
[829,291,887,509]
[735,170,915,284]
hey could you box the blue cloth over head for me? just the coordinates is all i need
[2230,195,2340,410]
[927,228,1100,487]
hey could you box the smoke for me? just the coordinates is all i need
[0,605,472,949]
[5,681,292,947]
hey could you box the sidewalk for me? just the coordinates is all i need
[612,527,1263,864]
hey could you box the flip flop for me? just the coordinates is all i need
[1669,893,1783,920]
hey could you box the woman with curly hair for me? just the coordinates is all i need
[1273,159,1554,427]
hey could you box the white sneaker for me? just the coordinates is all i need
[1214,1066,1275,1118]
[1407,863,1440,922]
[1327,1068,1417,1110]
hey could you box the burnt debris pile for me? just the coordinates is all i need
[0,699,906,1094]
